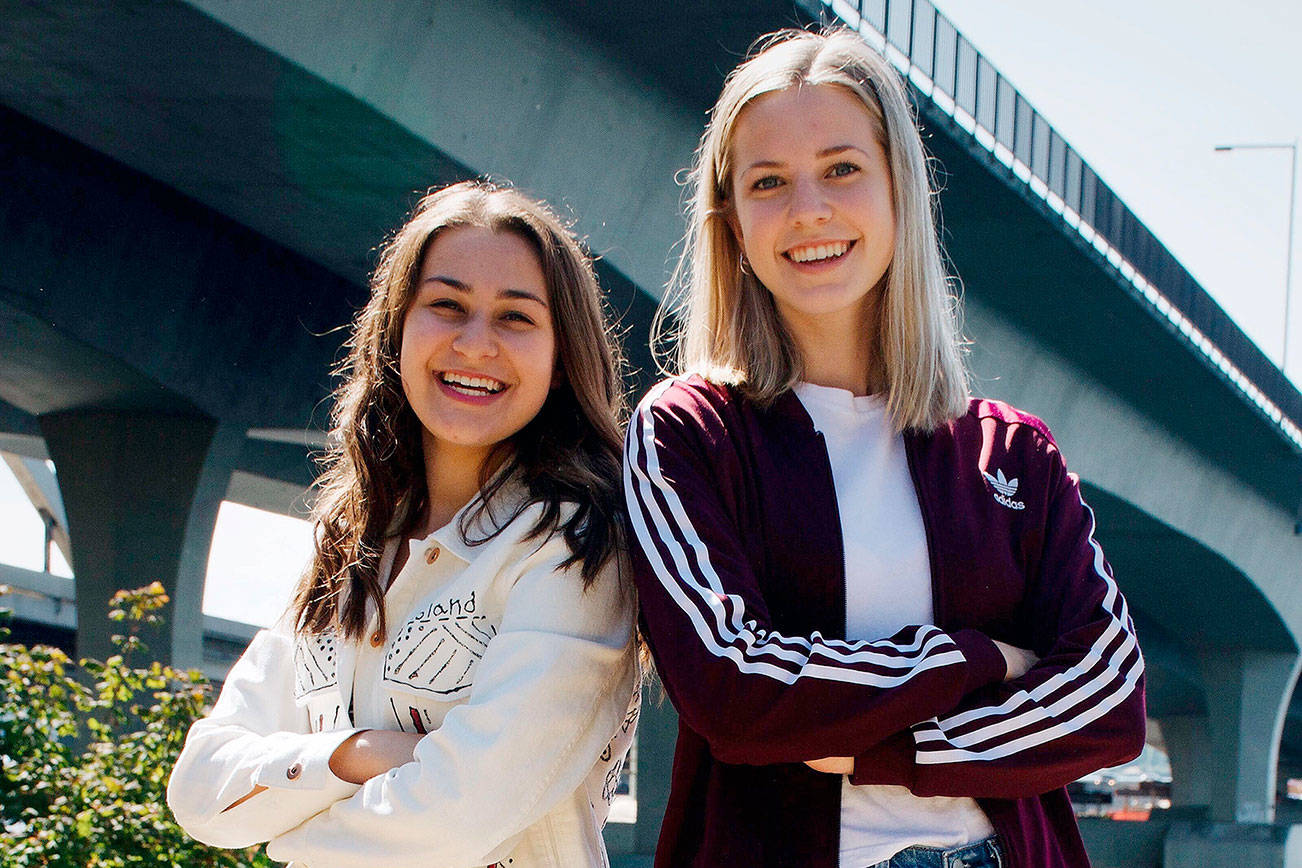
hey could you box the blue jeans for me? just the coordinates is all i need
[868,836,1003,868]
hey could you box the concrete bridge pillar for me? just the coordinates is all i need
[171,422,245,669]
[632,693,677,858]
[1197,650,1301,823]
[39,409,228,667]
[1161,714,1213,811]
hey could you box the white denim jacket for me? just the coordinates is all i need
[167,496,640,868]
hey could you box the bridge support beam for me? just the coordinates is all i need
[1195,650,1301,823]
[172,422,245,669]
[39,409,226,667]
[1161,714,1212,812]
[632,695,676,857]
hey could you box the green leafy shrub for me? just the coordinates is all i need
[0,582,271,867]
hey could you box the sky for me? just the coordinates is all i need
[2,0,1299,628]
[0,464,72,579]
[0,462,311,626]
[926,0,1302,382]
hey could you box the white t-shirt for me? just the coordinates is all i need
[793,382,994,868]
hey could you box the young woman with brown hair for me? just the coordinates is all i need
[169,180,639,868]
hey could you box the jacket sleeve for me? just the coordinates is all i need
[849,443,1146,799]
[166,627,362,847]
[264,534,638,868]
[624,381,1007,766]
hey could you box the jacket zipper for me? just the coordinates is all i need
[810,426,849,865]
[904,436,1021,868]
[902,436,945,627]
[812,429,849,638]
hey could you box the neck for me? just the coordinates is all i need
[418,436,494,537]
[784,306,882,397]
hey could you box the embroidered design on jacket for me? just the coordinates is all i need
[293,631,342,733]
[384,591,497,697]
[389,697,433,733]
[982,468,1026,510]
[293,631,337,698]
[600,688,641,804]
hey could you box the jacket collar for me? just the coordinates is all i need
[769,387,820,433]
[416,473,530,566]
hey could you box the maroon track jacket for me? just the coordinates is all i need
[623,375,1146,868]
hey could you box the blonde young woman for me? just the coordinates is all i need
[169,181,639,868]
[623,30,1145,868]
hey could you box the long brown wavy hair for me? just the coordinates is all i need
[292,180,628,642]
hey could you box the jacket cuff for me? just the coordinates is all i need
[253,728,361,792]
[849,730,915,787]
[952,629,1006,694]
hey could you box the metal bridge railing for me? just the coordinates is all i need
[811,0,1302,450]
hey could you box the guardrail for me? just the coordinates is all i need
[809,0,1302,450]
[0,565,260,681]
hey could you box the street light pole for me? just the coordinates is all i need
[1215,140,1298,373]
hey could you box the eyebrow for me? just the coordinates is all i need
[740,144,864,173]
[424,276,549,308]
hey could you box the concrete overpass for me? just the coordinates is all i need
[2,1,1300,864]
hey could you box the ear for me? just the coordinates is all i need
[722,199,743,246]
[722,202,755,276]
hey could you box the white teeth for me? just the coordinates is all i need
[440,373,505,394]
[788,241,850,263]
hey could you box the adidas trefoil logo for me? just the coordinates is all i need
[982,468,1025,510]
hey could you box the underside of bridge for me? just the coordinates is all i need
[2,0,1301,861]
[1086,484,1299,825]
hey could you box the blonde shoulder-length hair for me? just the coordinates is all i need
[656,28,969,432]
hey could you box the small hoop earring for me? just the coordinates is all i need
[738,251,752,276]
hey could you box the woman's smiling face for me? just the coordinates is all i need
[399,225,557,471]
[728,83,897,346]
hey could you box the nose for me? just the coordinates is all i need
[450,313,499,359]
[789,176,832,227]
